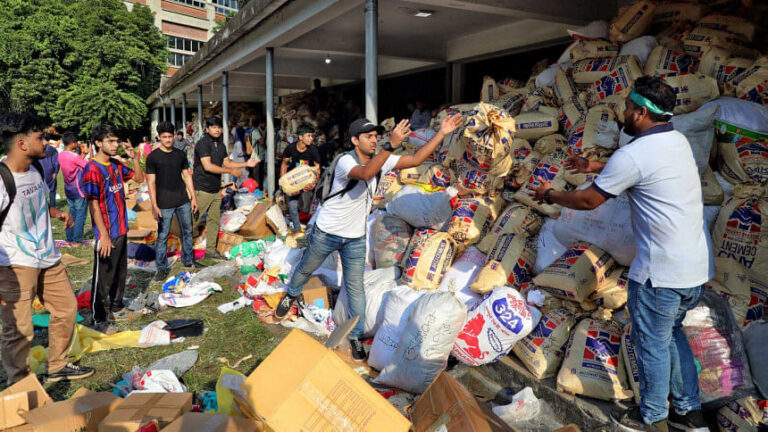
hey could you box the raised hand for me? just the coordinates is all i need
[390,119,412,147]
[440,113,464,136]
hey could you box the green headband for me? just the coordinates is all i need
[629,89,674,117]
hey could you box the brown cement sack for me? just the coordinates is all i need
[718,139,768,185]
[652,2,704,26]
[644,45,698,76]
[698,14,756,42]
[510,150,542,190]
[279,164,318,196]
[656,23,693,51]
[585,55,643,106]
[566,104,617,157]
[513,148,572,218]
[726,57,768,107]
[609,0,656,44]
[513,111,558,141]
[715,396,765,431]
[447,196,504,249]
[683,27,758,59]
[478,202,543,254]
[399,164,431,185]
[400,229,457,290]
[708,257,752,328]
[533,134,569,156]
[570,40,620,63]
[491,90,527,117]
[590,265,629,310]
[373,170,403,209]
[512,307,577,379]
[701,166,725,205]
[699,47,753,89]
[559,97,589,138]
[533,242,615,304]
[458,103,517,173]
[557,317,634,401]
[470,233,536,294]
[662,73,720,114]
[574,56,639,85]
[480,76,501,102]
[554,68,579,105]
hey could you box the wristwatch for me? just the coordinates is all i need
[382,141,394,152]
[544,188,555,204]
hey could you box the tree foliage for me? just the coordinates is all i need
[0,0,166,136]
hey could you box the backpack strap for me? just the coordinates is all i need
[322,150,361,203]
[0,162,17,229]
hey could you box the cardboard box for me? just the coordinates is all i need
[70,388,96,399]
[99,392,192,432]
[160,413,263,432]
[0,374,52,429]
[236,202,275,238]
[242,318,410,432]
[20,392,121,432]
[135,211,158,231]
[127,229,153,239]
[217,231,247,254]
[302,277,333,310]
[411,372,508,432]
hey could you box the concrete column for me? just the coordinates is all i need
[151,108,160,142]
[170,98,176,129]
[162,104,167,121]
[365,0,378,123]
[181,93,187,137]
[266,47,275,199]
[451,62,465,104]
[222,71,230,151]
[197,85,203,141]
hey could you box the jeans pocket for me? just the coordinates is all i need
[653,288,679,319]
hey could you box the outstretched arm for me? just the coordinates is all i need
[394,113,463,170]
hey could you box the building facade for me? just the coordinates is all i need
[123,0,240,77]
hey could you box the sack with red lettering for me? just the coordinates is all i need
[452,286,541,366]
[512,307,576,378]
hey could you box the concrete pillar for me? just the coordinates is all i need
[170,98,176,130]
[222,71,230,151]
[365,0,378,123]
[151,108,160,142]
[197,85,203,141]
[162,104,167,121]
[266,47,275,199]
[181,93,187,137]
[451,62,465,104]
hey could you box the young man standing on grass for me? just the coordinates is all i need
[193,117,259,259]
[274,113,464,361]
[0,113,95,384]
[83,124,144,333]
[148,122,202,282]
[58,131,88,244]
[280,124,321,232]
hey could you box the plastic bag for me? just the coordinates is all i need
[437,246,486,308]
[386,185,458,230]
[158,282,223,308]
[492,387,563,432]
[133,369,187,393]
[220,211,248,232]
[372,214,412,268]
[742,320,768,399]
[332,267,399,338]
[215,367,246,416]
[375,292,467,393]
[533,218,568,275]
[368,285,424,371]
[189,261,239,285]
[228,240,267,260]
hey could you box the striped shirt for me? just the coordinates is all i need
[83,158,134,240]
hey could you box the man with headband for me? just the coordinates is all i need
[531,76,712,432]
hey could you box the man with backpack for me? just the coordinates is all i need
[0,113,95,385]
[274,113,464,361]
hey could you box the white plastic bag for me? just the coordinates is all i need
[437,246,485,308]
[375,292,467,393]
[533,218,568,275]
[386,185,457,230]
[367,285,423,371]
[618,35,658,68]
[138,320,171,347]
[669,104,720,174]
[332,267,399,338]
[158,282,223,308]
[133,369,187,394]
[220,211,248,232]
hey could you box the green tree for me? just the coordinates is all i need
[0,0,166,136]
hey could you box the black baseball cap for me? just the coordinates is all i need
[348,118,384,138]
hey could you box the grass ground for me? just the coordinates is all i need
[0,171,287,400]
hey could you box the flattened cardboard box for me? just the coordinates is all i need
[242,318,410,432]
[20,391,121,432]
[0,374,52,429]
[99,392,192,432]
[302,277,333,310]
[237,202,275,238]
[160,413,263,432]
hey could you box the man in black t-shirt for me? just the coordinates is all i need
[147,122,203,281]
[193,116,258,259]
[280,124,321,232]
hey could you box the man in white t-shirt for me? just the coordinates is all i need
[274,113,464,361]
[530,77,712,432]
[0,113,95,385]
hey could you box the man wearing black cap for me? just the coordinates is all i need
[274,113,464,361]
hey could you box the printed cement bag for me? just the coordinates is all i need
[533,242,616,303]
[621,324,642,404]
[438,246,486,308]
[609,0,655,43]
[481,76,502,102]
[372,214,413,269]
[375,292,467,393]
[643,45,698,76]
[453,286,541,366]
[471,233,536,294]
[590,265,629,310]
[512,307,576,379]
[727,57,768,106]
[712,184,768,324]
[682,289,755,407]
[742,321,768,399]
[698,14,756,42]
[559,97,589,137]
[701,166,725,205]
[513,149,572,218]
[399,164,431,185]
[699,48,752,89]
[333,267,399,338]
[447,196,503,248]
[513,111,558,140]
[478,202,543,254]
[567,104,617,156]
[373,170,403,209]
[279,164,317,196]
[662,73,720,114]
[557,317,634,401]
[368,285,423,370]
[459,103,517,172]
[716,397,765,432]
[652,2,703,26]
[533,134,568,156]
[573,56,627,85]
[554,68,579,105]
[586,55,643,105]
[655,23,690,51]
[569,40,619,63]
[619,36,658,69]
[683,27,758,59]
[386,185,458,230]
[491,90,527,117]
[400,230,456,290]
[523,86,559,113]
[708,257,751,328]
[533,218,568,275]
[454,161,507,196]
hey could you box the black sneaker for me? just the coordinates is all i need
[350,338,366,362]
[668,410,708,432]
[154,268,170,282]
[274,294,296,320]
[612,407,669,432]
[45,362,95,383]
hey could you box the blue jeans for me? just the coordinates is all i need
[287,226,366,339]
[288,195,301,232]
[65,197,88,243]
[156,202,194,271]
[628,279,704,424]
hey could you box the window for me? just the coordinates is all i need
[167,52,193,67]
[212,0,239,15]
[167,0,206,8]
[165,35,204,53]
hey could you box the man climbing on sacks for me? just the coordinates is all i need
[274,113,464,361]
[530,76,713,432]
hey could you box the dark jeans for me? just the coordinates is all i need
[92,234,127,322]
[156,202,194,270]
[65,197,87,243]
